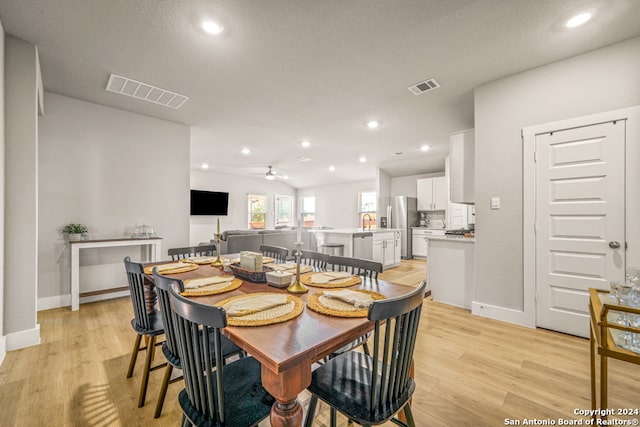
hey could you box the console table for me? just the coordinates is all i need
[68,237,162,310]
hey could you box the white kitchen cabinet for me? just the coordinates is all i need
[412,228,446,258]
[393,231,401,265]
[417,176,447,211]
[427,236,475,309]
[448,203,469,229]
[412,234,427,258]
[450,129,475,204]
[372,232,397,269]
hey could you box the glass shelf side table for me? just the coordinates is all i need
[589,288,640,416]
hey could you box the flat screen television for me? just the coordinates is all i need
[190,190,229,216]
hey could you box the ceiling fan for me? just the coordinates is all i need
[264,165,288,181]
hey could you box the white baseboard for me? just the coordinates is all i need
[471,301,535,328]
[38,290,130,311]
[38,294,71,311]
[80,290,130,305]
[6,324,41,350]
[0,336,6,367]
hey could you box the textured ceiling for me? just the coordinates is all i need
[1,0,639,188]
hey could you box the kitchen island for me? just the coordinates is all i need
[311,228,402,269]
[427,234,475,309]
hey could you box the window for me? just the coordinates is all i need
[358,191,377,229]
[301,196,316,227]
[275,195,294,228]
[248,194,266,229]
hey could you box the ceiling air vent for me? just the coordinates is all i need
[105,74,189,109]
[408,78,440,95]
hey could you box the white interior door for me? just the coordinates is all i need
[535,121,625,337]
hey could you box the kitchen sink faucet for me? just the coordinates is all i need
[362,213,372,231]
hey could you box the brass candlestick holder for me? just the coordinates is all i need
[287,242,308,294]
[211,233,224,267]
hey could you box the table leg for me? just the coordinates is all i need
[589,327,596,415]
[153,241,162,262]
[600,352,608,418]
[71,244,80,311]
[262,364,311,427]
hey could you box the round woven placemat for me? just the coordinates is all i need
[181,277,242,297]
[215,292,304,326]
[144,263,199,275]
[306,290,386,318]
[300,272,361,288]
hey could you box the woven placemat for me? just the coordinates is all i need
[306,290,386,318]
[144,263,199,275]
[184,256,219,265]
[216,292,304,326]
[270,263,313,274]
[181,277,242,297]
[300,272,361,288]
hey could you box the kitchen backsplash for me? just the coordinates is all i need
[421,211,446,228]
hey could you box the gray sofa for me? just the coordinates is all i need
[217,228,320,255]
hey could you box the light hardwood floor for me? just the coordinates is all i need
[0,259,638,426]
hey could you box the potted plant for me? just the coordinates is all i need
[62,223,88,241]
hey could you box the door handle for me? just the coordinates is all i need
[609,241,621,249]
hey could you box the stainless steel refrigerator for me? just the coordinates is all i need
[378,196,418,259]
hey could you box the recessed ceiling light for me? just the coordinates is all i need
[565,12,592,28]
[366,120,380,129]
[283,175,289,180]
[359,156,367,163]
[329,166,336,172]
[300,140,311,148]
[420,145,430,152]
[202,20,224,35]
[201,163,209,169]
[241,148,251,155]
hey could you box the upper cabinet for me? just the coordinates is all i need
[450,129,475,204]
[417,176,447,211]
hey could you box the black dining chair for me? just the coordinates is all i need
[304,281,427,427]
[167,286,274,427]
[328,255,383,279]
[300,250,330,269]
[324,256,384,358]
[152,269,245,418]
[123,256,166,408]
[259,244,288,263]
[168,244,217,260]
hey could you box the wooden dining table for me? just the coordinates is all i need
[144,256,414,427]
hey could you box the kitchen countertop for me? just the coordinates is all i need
[412,227,447,231]
[427,235,475,243]
[311,228,401,234]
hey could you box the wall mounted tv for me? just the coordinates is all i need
[190,190,229,216]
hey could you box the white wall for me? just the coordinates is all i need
[4,36,41,348]
[298,179,376,228]
[38,92,190,303]
[190,170,296,244]
[0,20,6,363]
[474,36,640,316]
[390,172,445,198]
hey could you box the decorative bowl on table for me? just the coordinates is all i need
[265,270,294,288]
[228,263,274,283]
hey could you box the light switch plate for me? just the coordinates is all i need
[491,197,500,209]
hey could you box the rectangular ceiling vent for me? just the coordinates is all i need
[105,74,189,109]
[408,78,440,95]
